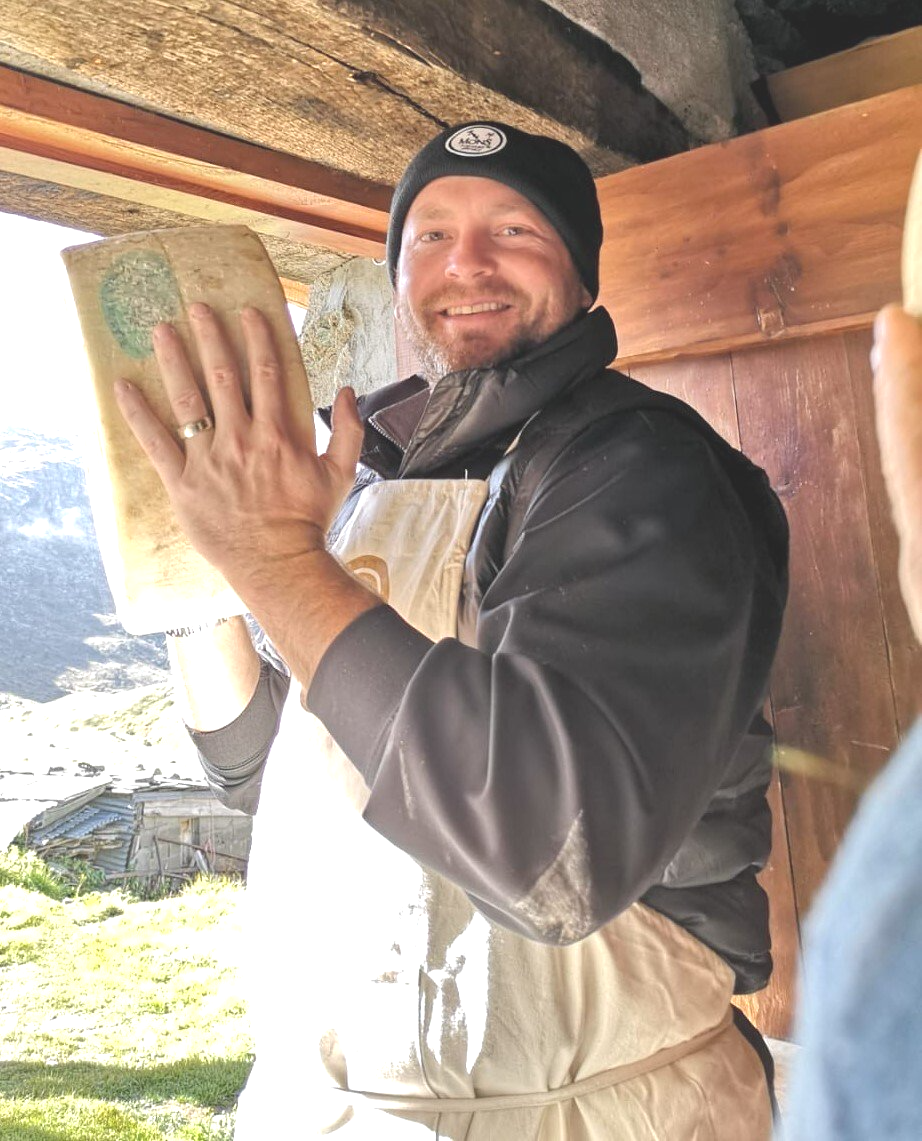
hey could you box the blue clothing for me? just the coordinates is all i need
[783,718,922,1139]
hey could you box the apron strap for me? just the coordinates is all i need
[732,1005,780,1122]
[332,1006,734,1114]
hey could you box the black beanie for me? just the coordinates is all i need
[386,121,603,301]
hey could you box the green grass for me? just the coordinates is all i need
[0,847,72,900]
[0,860,252,1139]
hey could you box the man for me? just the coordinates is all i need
[783,304,922,1139]
[116,121,788,1138]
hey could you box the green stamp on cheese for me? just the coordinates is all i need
[99,251,182,359]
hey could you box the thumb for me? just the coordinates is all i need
[325,386,364,480]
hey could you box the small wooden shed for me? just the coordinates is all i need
[128,786,252,879]
[6,769,252,883]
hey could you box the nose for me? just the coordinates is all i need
[444,228,496,280]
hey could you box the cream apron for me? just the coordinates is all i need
[234,478,771,1140]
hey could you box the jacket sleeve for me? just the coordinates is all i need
[307,411,762,944]
[188,654,290,814]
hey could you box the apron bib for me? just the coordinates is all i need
[233,478,771,1140]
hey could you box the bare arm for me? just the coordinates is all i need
[167,616,260,731]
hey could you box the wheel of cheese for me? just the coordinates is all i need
[62,225,314,634]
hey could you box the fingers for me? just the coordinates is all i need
[114,379,185,485]
[240,307,287,426]
[187,303,249,435]
[326,387,364,481]
[151,322,211,437]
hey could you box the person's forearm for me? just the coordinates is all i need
[227,547,383,693]
[168,615,261,730]
[168,548,381,733]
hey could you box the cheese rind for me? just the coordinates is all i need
[63,225,315,634]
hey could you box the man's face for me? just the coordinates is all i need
[394,176,592,381]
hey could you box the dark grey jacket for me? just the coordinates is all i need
[192,307,788,994]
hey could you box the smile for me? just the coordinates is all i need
[440,301,510,316]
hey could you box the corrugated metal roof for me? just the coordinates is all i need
[0,773,110,847]
[94,846,131,876]
[94,793,136,814]
[32,804,125,843]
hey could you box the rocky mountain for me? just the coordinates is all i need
[0,428,169,701]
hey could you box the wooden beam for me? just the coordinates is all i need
[328,0,689,162]
[767,27,922,123]
[0,171,349,286]
[0,65,390,258]
[280,279,310,308]
[0,0,638,187]
[599,85,922,367]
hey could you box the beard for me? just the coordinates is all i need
[397,282,581,384]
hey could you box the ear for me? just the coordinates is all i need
[579,285,593,311]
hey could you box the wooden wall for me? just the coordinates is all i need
[129,793,252,879]
[597,83,922,1040]
[630,330,922,1039]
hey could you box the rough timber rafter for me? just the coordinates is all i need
[0,0,674,187]
[319,0,690,162]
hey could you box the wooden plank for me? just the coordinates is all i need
[843,327,922,735]
[0,65,390,258]
[767,28,922,123]
[139,801,249,819]
[280,279,310,308]
[732,333,900,918]
[0,143,381,257]
[601,86,922,367]
[627,354,741,443]
[630,353,799,1039]
[0,140,382,256]
[0,170,349,285]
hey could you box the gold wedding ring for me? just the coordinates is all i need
[177,416,215,439]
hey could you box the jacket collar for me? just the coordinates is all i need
[364,307,617,478]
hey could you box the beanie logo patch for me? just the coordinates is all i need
[445,125,507,158]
